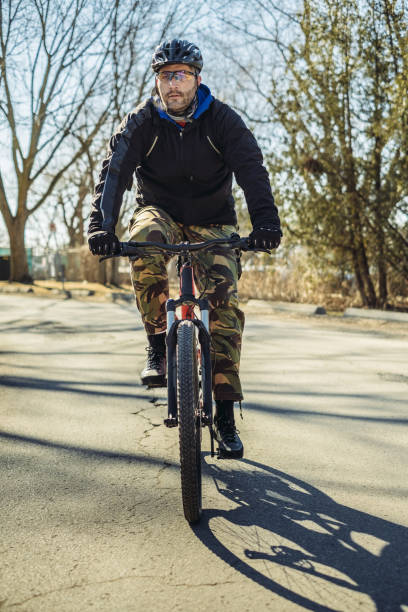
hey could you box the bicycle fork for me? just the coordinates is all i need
[163,262,216,456]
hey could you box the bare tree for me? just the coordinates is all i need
[53,0,208,285]
[57,0,184,248]
[0,0,122,281]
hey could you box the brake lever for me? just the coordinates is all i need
[240,243,271,254]
[238,237,271,254]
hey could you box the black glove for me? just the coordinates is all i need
[88,231,120,256]
[248,225,282,250]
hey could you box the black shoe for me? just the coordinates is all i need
[141,334,166,388]
[215,414,244,459]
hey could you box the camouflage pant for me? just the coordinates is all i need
[128,205,245,401]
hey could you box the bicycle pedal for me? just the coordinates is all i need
[164,417,178,428]
[144,377,167,389]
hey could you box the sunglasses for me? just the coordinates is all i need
[156,70,197,82]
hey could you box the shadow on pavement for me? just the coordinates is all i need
[194,457,408,611]
[0,374,150,401]
[0,430,178,467]
[242,400,408,424]
[0,319,141,335]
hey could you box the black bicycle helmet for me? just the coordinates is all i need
[151,39,203,73]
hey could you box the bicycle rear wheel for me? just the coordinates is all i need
[177,320,202,523]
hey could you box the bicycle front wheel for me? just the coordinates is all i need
[177,320,202,524]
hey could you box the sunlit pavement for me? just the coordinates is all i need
[1,295,407,611]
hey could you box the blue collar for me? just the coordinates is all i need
[193,84,213,118]
[155,84,213,128]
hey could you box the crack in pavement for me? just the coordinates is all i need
[7,575,239,607]
[131,401,179,490]
[131,406,161,446]
[171,581,238,587]
[6,574,160,607]
[156,460,178,489]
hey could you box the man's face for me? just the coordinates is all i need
[156,63,202,114]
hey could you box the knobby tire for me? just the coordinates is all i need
[177,320,202,524]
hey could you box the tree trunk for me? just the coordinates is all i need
[98,260,107,285]
[9,218,32,282]
[351,248,368,306]
[107,258,120,286]
[79,212,85,245]
[373,162,388,307]
[350,198,378,307]
[377,233,388,308]
[357,242,377,307]
[68,226,77,248]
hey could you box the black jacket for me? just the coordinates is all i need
[88,84,279,235]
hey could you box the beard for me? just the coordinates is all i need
[159,82,197,115]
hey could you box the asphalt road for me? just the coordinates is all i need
[1,295,408,612]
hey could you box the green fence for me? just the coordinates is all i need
[0,248,33,280]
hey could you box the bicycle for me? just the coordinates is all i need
[101,233,265,524]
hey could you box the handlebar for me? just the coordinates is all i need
[99,234,270,261]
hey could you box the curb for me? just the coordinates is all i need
[0,286,132,301]
[109,292,134,303]
[344,307,408,323]
[244,299,327,316]
[70,289,95,297]
[0,286,34,294]
[244,300,408,323]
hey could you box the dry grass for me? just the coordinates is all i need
[238,268,352,310]
[238,264,408,312]
[0,279,132,300]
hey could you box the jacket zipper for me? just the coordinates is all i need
[207,135,221,156]
[179,129,183,168]
[146,135,158,157]
[178,129,194,184]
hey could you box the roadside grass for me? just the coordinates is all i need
[0,279,133,299]
[238,270,408,313]
[1,273,407,314]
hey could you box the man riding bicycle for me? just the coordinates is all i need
[88,39,281,459]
